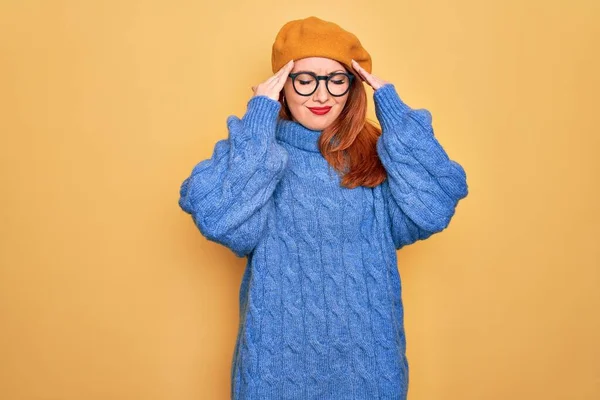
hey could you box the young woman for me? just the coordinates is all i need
[179,16,468,400]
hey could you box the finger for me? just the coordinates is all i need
[270,60,293,85]
[356,68,370,84]
[351,59,363,73]
[266,61,291,84]
[262,68,284,87]
[276,59,294,75]
[277,61,294,84]
[353,62,376,88]
[352,60,368,80]
[352,60,370,79]
[352,66,367,83]
[271,60,293,91]
[264,74,279,85]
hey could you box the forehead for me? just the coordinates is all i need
[291,57,347,73]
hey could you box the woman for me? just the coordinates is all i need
[179,16,468,400]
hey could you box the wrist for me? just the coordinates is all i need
[242,95,282,134]
[373,84,410,130]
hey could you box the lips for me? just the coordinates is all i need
[308,106,332,115]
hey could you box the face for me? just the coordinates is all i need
[283,57,352,131]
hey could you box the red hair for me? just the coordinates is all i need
[277,73,387,188]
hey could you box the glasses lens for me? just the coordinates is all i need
[293,73,317,95]
[327,73,351,96]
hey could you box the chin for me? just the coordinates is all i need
[299,114,337,131]
[305,121,329,130]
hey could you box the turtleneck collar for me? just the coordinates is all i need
[275,118,323,153]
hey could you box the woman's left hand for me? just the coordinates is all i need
[351,59,389,91]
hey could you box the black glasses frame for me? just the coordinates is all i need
[288,71,355,97]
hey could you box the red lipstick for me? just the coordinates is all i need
[308,106,332,115]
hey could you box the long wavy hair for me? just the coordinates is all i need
[277,69,387,189]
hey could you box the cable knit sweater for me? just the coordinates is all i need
[178,83,468,400]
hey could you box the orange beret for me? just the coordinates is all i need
[271,16,372,75]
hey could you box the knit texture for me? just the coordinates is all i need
[179,84,468,399]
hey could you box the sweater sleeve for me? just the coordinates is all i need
[178,95,289,258]
[373,84,468,249]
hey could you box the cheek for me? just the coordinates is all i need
[283,81,292,97]
[284,87,306,111]
[283,83,302,101]
[331,97,349,117]
[282,88,305,122]
[338,95,349,108]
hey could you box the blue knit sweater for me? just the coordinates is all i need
[179,84,468,399]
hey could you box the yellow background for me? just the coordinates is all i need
[1,1,598,399]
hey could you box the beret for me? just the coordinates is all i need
[271,16,372,75]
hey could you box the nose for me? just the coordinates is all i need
[312,81,329,103]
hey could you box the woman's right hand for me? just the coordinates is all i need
[251,60,294,102]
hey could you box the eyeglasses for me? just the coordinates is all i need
[288,71,355,97]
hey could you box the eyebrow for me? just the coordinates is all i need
[293,69,346,75]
